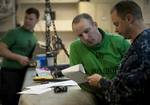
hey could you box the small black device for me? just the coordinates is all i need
[54,86,68,93]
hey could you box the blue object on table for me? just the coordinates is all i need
[36,54,47,67]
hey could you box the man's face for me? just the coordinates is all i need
[72,19,100,46]
[111,10,131,39]
[23,13,38,31]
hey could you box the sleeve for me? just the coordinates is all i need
[69,42,82,66]
[1,29,16,48]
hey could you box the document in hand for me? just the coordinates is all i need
[61,64,87,84]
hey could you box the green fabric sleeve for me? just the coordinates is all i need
[1,29,16,48]
[69,40,82,65]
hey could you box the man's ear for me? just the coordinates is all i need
[36,19,39,24]
[126,14,134,24]
[94,21,98,27]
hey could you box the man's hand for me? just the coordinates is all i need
[87,74,102,87]
[17,55,30,66]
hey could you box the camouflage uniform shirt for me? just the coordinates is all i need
[100,28,150,105]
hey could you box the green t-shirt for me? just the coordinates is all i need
[1,27,37,69]
[69,29,130,95]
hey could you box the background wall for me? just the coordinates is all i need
[0,0,16,36]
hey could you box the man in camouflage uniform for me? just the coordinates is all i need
[87,1,150,105]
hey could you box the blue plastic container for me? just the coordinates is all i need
[36,54,47,67]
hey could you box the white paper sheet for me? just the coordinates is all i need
[25,80,78,90]
[18,88,52,94]
[19,78,78,94]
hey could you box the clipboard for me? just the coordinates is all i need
[62,64,87,84]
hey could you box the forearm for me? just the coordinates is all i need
[0,42,22,62]
[0,42,30,66]
[0,46,21,62]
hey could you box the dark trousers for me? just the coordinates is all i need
[0,67,27,105]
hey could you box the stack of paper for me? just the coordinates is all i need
[18,88,52,95]
[19,64,86,94]
[18,80,78,94]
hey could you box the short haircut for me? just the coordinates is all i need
[111,1,143,20]
[72,13,94,25]
[25,7,40,19]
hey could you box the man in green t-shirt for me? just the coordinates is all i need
[0,8,39,105]
[70,13,130,102]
